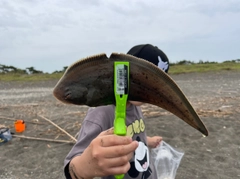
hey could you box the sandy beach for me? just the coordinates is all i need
[0,71,240,179]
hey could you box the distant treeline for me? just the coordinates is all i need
[170,59,240,66]
[1,59,239,74]
[0,64,68,74]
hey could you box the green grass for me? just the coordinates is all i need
[1,62,240,82]
[169,62,240,74]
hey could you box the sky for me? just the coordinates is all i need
[0,0,240,73]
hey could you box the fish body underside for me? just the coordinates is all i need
[53,53,208,136]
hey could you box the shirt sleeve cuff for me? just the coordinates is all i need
[64,162,72,179]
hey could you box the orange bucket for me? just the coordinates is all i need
[14,120,25,133]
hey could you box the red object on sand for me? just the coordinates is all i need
[14,120,25,133]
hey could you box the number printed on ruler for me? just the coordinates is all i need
[116,64,127,95]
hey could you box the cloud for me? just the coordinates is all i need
[0,0,240,72]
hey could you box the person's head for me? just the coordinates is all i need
[127,44,170,106]
[127,44,170,73]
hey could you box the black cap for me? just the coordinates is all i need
[127,44,169,73]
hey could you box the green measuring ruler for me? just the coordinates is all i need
[114,61,129,179]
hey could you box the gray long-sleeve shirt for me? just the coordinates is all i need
[64,104,157,179]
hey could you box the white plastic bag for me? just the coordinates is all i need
[150,141,184,179]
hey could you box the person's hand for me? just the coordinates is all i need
[69,128,139,179]
[147,136,162,148]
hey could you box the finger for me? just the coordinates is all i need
[100,135,133,147]
[158,136,163,141]
[104,151,134,168]
[103,141,138,158]
[157,137,163,144]
[99,127,114,136]
[156,137,162,142]
[106,161,131,176]
[97,158,131,176]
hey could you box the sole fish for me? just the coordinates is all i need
[53,53,208,136]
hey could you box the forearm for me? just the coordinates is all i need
[69,155,93,179]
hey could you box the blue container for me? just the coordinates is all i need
[0,127,12,145]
